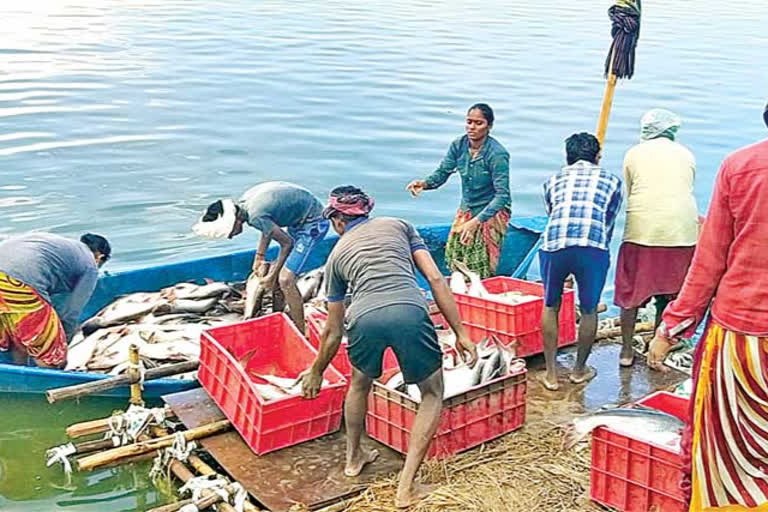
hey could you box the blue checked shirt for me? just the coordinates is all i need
[542,160,623,252]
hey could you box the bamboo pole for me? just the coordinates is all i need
[128,344,144,406]
[47,360,199,403]
[186,455,261,512]
[77,420,231,471]
[148,482,240,512]
[596,321,654,340]
[66,406,175,439]
[596,49,617,146]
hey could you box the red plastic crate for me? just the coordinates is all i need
[590,392,690,512]
[453,277,576,357]
[199,313,347,455]
[366,362,527,460]
[306,310,352,379]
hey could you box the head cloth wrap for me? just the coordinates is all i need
[192,199,237,239]
[640,108,682,141]
[322,189,375,219]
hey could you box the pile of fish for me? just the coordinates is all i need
[565,406,686,451]
[67,268,327,375]
[449,262,539,305]
[382,335,525,402]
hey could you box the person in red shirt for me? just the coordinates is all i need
[648,102,768,511]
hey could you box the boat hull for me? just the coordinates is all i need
[0,218,545,397]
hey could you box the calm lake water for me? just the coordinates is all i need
[1,0,767,510]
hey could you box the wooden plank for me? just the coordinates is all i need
[164,388,404,512]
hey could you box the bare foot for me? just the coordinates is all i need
[570,365,597,384]
[619,346,635,367]
[344,448,379,477]
[536,372,560,391]
[395,483,438,508]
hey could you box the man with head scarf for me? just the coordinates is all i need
[646,101,768,511]
[299,185,478,508]
[613,108,699,367]
[193,182,329,332]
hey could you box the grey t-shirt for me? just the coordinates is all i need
[238,182,324,234]
[0,233,98,340]
[325,217,429,326]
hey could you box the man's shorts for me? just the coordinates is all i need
[539,246,610,314]
[285,219,330,275]
[346,303,442,384]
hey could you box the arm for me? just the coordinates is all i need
[661,162,734,337]
[542,181,552,216]
[262,225,294,287]
[476,152,511,222]
[413,249,478,366]
[423,140,459,190]
[301,260,347,398]
[253,230,273,271]
[604,183,623,244]
[58,267,99,341]
[310,302,345,375]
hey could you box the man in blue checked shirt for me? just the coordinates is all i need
[537,132,623,391]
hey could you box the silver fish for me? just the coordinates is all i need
[161,282,231,301]
[453,261,489,298]
[244,265,269,320]
[167,297,219,315]
[565,408,685,449]
[297,268,324,302]
[449,271,468,294]
[82,292,164,331]
[480,349,502,383]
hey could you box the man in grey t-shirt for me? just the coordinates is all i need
[193,181,329,332]
[299,186,477,509]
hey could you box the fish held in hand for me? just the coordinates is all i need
[244,265,269,320]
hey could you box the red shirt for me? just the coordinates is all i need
[664,138,768,337]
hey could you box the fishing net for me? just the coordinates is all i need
[604,0,642,79]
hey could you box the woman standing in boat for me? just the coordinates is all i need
[406,103,511,278]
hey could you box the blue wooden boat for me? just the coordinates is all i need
[0,217,546,398]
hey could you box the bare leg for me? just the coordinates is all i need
[570,309,598,383]
[539,304,560,391]
[278,268,305,334]
[619,307,638,366]
[344,368,378,477]
[395,368,443,508]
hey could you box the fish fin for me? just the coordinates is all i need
[562,422,590,450]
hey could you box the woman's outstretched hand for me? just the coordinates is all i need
[406,180,427,197]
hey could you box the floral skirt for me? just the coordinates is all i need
[444,208,510,279]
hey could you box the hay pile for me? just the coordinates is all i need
[334,421,602,512]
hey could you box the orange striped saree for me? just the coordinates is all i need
[0,271,66,367]
[683,322,768,511]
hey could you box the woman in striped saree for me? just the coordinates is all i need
[647,104,768,511]
[406,103,511,278]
